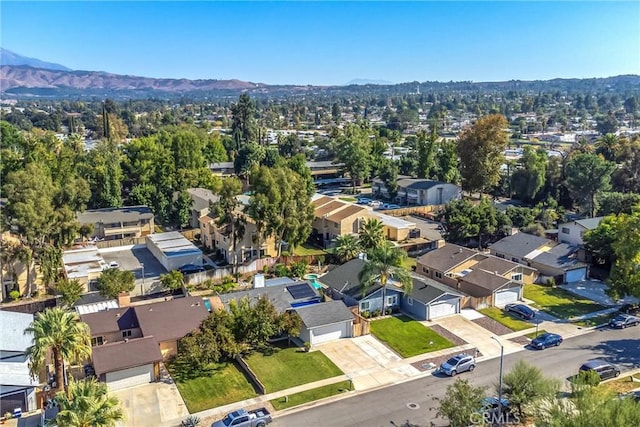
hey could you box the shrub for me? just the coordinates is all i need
[575,370,601,387]
[546,277,556,287]
[274,264,289,277]
[9,290,20,301]
[289,260,308,278]
[181,415,201,427]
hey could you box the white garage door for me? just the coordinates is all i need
[565,268,587,283]
[495,287,520,306]
[429,299,458,319]
[310,322,350,345]
[105,364,154,391]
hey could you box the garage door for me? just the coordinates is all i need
[495,287,520,306]
[429,298,459,319]
[105,364,154,391]
[310,322,350,345]
[565,268,587,283]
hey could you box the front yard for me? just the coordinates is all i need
[523,284,606,319]
[370,315,455,358]
[292,243,328,256]
[479,307,534,332]
[270,380,352,411]
[168,361,257,413]
[245,343,343,393]
[599,374,640,394]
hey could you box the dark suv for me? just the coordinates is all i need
[505,303,535,320]
[579,359,620,381]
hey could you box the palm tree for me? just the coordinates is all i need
[595,133,620,161]
[334,234,361,263]
[359,218,385,252]
[54,378,124,427]
[25,307,92,396]
[358,243,413,317]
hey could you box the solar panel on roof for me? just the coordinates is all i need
[287,283,316,300]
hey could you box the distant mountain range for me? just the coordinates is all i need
[1,49,639,100]
[0,48,71,71]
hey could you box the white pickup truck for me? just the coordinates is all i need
[211,408,272,427]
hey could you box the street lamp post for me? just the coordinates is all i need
[140,263,145,296]
[491,336,505,421]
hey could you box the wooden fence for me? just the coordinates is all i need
[95,236,146,249]
[350,307,370,337]
[383,204,444,219]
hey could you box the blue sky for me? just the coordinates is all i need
[2,2,638,85]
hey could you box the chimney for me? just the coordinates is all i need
[254,273,265,288]
[117,292,130,307]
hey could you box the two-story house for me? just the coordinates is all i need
[179,188,220,229]
[557,217,603,246]
[416,243,537,309]
[372,178,461,206]
[489,232,588,283]
[77,206,155,241]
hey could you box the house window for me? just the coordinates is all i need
[511,273,523,281]
[435,271,442,279]
[561,227,570,234]
[386,295,398,306]
[361,301,370,311]
[422,267,430,274]
[91,336,104,346]
[511,257,519,263]
[122,330,132,338]
[407,297,413,306]
[495,253,505,259]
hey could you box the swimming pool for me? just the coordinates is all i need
[304,274,323,290]
[203,298,212,312]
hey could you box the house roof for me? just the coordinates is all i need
[459,270,513,297]
[80,307,139,336]
[409,276,462,305]
[530,243,587,271]
[319,258,375,300]
[417,244,477,272]
[186,188,219,212]
[133,297,210,343]
[77,205,153,225]
[312,196,333,207]
[397,179,451,191]
[325,205,368,223]
[0,311,33,353]
[0,359,41,387]
[315,200,348,217]
[295,300,354,329]
[573,217,604,230]
[91,336,162,375]
[489,233,553,259]
[472,256,519,276]
[217,281,319,312]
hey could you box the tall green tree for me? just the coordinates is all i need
[437,378,486,427]
[231,94,257,149]
[416,129,437,179]
[608,207,640,299]
[334,234,361,263]
[54,378,124,427]
[334,123,372,192]
[358,243,412,316]
[358,218,385,252]
[511,146,547,202]
[85,140,123,208]
[213,177,246,274]
[25,307,92,396]
[52,279,85,308]
[160,270,185,291]
[457,114,509,193]
[95,268,135,299]
[501,360,560,420]
[565,153,616,217]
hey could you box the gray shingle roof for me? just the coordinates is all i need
[409,276,461,305]
[574,217,604,230]
[417,244,477,272]
[489,233,553,259]
[473,256,518,276]
[460,270,512,296]
[295,300,354,329]
[319,259,378,300]
[217,281,319,312]
[0,311,33,353]
[91,336,162,375]
[77,205,153,224]
[397,178,450,191]
[530,243,587,270]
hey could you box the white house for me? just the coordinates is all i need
[558,217,603,246]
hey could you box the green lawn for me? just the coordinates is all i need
[573,313,613,328]
[245,344,343,393]
[370,315,454,358]
[270,380,352,411]
[523,284,606,319]
[525,329,547,339]
[401,257,417,270]
[599,374,640,394]
[479,307,534,332]
[292,243,328,256]
[339,197,357,203]
[168,362,257,413]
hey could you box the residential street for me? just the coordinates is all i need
[273,327,640,427]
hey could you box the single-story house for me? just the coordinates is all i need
[0,311,41,415]
[417,243,536,308]
[295,300,354,345]
[557,217,603,246]
[488,232,555,265]
[80,296,210,390]
[401,277,463,321]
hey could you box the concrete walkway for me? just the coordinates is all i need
[560,280,639,307]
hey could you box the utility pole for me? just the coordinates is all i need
[491,336,505,422]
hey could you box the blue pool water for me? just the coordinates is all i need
[304,274,323,289]
[203,298,212,312]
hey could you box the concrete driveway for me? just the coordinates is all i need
[111,381,189,427]
[560,280,639,306]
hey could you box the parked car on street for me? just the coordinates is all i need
[479,396,510,414]
[618,303,640,316]
[579,359,620,381]
[368,200,383,208]
[439,353,476,377]
[357,197,372,205]
[504,303,535,320]
[530,332,563,350]
[212,408,272,427]
[107,261,120,269]
[609,314,640,329]
[179,264,206,274]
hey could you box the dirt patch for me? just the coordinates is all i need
[429,324,467,346]
[509,335,531,345]
[411,349,483,372]
[472,316,513,336]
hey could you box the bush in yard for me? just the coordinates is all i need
[95,268,135,299]
[546,277,556,287]
[274,264,289,277]
[437,378,486,427]
[160,270,185,291]
[502,360,560,419]
[575,370,602,387]
[53,279,84,307]
[9,290,20,301]
[289,260,307,278]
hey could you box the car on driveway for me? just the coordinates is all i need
[505,303,535,320]
[609,313,640,329]
[579,359,620,381]
[439,353,476,377]
[530,332,563,350]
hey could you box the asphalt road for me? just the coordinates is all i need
[274,326,640,427]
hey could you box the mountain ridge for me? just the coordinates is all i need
[0,48,71,71]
